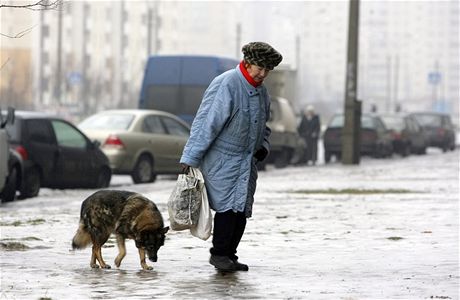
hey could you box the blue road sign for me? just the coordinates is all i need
[428,72,441,85]
[68,72,83,85]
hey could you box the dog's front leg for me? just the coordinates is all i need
[138,248,153,270]
[114,235,126,268]
[94,245,111,269]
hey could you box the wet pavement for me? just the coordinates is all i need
[1,148,459,299]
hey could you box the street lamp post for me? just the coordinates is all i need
[342,0,361,165]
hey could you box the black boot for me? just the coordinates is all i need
[230,258,249,271]
[209,255,237,272]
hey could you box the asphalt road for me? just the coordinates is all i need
[1,148,458,299]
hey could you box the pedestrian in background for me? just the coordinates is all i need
[180,42,282,272]
[298,105,320,165]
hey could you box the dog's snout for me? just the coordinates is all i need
[149,255,158,262]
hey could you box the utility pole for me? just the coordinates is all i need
[38,8,45,108]
[342,0,361,165]
[386,55,392,113]
[393,54,399,112]
[147,5,153,56]
[54,4,63,105]
[295,35,300,70]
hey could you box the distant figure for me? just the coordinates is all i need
[298,105,320,165]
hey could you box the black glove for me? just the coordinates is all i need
[254,147,268,162]
[180,163,190,174]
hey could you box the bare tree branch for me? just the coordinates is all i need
[0,57,11,72]
[0,0,62,11]
[0,25,37,38]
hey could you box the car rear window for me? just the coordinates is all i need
[413,114,442,127]
[328,115,375,129]
[26,119,55,144]
[79,114,134,130]
[5,121,21,142]
[381,117,404,131]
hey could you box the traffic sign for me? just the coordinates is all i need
[428,72,441,85]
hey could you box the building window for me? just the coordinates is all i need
[42,24,49,38]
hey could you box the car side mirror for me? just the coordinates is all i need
[6,107,15,125]
[92,140,101,148]
[0,107,15,128]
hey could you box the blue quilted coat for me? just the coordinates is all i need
[180,65,271,217]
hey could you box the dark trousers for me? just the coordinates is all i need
[306,137,318,162]
[210,210,247,260]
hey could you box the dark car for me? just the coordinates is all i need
[4,111,112,198]
[323,114,393,163]
[409,112,456,152]
[381,114,428,156]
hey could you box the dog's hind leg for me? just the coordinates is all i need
[93,244,111,269]
[114,235,126,268]
[90,245,99,268]
[138,248,153,270]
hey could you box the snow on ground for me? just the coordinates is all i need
[0,148,458,299]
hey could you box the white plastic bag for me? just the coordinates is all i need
[190,168,212,240]
[167,168,203,231]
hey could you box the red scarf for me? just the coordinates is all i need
[239,61,261,87]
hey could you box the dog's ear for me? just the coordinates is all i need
[162,226,169,234]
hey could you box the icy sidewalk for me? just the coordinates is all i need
[0,149,458,299]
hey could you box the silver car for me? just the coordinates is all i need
[79,109,190,184]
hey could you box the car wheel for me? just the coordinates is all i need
[274,149,291,169]
[402,144,410,157]
[419,146,427,155]
[325,151,331,163]
[132,155,155,184]
[20,167,40,198]
[1,167,18,202]
[95,167,111,188]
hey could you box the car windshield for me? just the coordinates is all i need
[328,115,375,129]
[413,114,442,127]
[79,113,134,130]
[381,116,404,131]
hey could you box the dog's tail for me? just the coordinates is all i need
[72,222,92,250]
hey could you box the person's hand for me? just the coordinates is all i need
[181,163,190,174]
[254,147,268,162]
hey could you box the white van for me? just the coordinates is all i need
[265,97,306,168]
[0,109,13,191]
[0,108,16,201]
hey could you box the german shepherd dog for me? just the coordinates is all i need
[72,190,169,270]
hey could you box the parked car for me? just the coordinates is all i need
[381,114,428,156]
[4,111,111,198]
[264,96,306,169]
[409,112,456,152]
[323,113,393,163]
[79,109,190,184]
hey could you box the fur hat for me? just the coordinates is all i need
[242,42,283,70]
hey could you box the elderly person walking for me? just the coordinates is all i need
[298,105,321,165]
[180,42,282,272]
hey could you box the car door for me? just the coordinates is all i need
[50,119,93,187]
[406,117,423,149]
[160,116,190,172]
[24,119,60,186]
[142,115,171,172]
